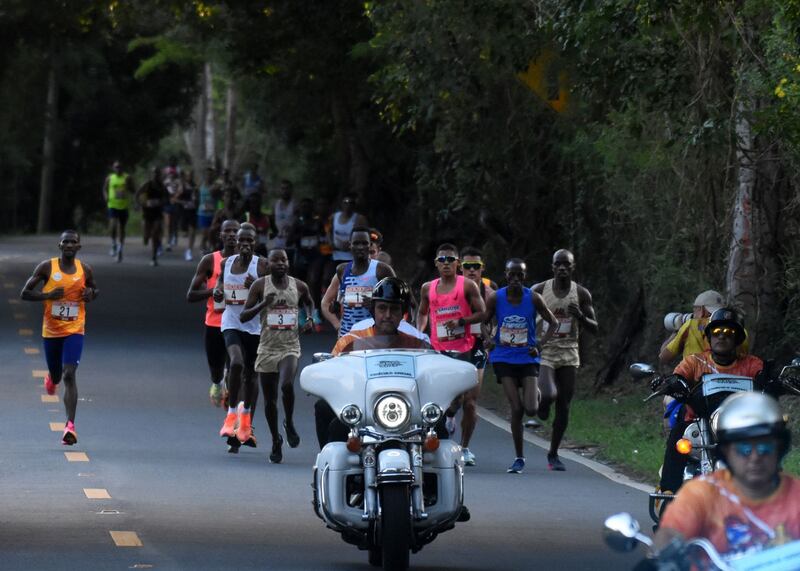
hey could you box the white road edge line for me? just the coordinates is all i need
[477,406,653,494]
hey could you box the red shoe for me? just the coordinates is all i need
[61,421,77,446]
[236,412,252,444]
[44,374,56,396]
[219,413,237,438]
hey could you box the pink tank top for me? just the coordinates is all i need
[428,275,475,352]
[205,251,224,327]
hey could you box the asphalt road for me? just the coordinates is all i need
[0,234,650,570]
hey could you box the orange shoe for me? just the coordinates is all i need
[219,412,237,438]
[236,412,252,444]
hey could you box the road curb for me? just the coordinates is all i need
[477,406,653,494]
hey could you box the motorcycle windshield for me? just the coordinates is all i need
[299,347,477,423]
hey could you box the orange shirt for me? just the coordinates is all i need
[674,351,763,386]
[42,258,86,338]
[661,470,800,557]
[332,326,430,355]
[205,251,224,327]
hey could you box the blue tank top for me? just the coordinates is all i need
[338,260,379,336]
[489,287,539,365]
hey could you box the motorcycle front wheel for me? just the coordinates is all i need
[380,483,411,571]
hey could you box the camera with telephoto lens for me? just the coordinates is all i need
[663,312,693,332]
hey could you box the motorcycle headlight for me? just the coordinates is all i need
[420,403,443,425]
[374,394,410,431]
[340,404,363,426]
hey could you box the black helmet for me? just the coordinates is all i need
[713,393,791,462]
[705,307,746,346]
[371,277,410,312]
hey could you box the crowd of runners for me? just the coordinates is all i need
[23,158,601,473]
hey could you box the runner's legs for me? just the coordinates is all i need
[549,366,577,456]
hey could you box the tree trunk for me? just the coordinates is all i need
[223,82,237,171]
[330,91,371,202]
[725,102,758,337]
[37,60,58,233]
[203,62,216,168]
[183,70,206,176]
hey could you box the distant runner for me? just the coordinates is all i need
[102,160,134,263]
[20,230,99,445]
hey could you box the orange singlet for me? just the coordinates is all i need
[42,258,86,338]
[205,251,225,327]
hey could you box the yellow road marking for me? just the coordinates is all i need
[49,422,62,432]
[13,312,25,320]
[41,395,59,403]
[109,531,142,547]
[24,347,40,355]
[18,328,33,336]
[32,370,48,378]
[84,488,111,499]
[64,452,89,462]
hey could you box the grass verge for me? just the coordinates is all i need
[479,368,800,482]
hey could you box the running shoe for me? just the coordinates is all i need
[445,415,457,437]
[507,457,525,473]
[61,421,77,446]
[116,249,123,263]
[44,374,56,396]
[462,448,476,466]
[184,249,193,261]
[236,411,252,444]
[209,382,223,407]
[525,419,542,429]
[150,259,158,267]
[547,454,566,471]
[312,309,323,332]
[270,435,284,464]
[109,244,117,257]
[219,412,237,438]
[226,435,240,454]
[243,425,258,448]
[284,419,300,448]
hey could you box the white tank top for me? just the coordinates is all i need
[273,199,296,246]
[221,255,262,335]
[332,211,356,261]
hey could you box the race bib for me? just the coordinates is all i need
[300,236,319,249]
[436,321,465,341]
[499,326,527,347]
[267,307,298,330]
[51,301,79,321]
[543,316,572,337]
[224,284,249,305]
[469,323,482,335]
[344,285,372,308]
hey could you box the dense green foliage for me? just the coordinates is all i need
[2,0,800,359]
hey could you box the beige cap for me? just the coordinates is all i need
[693,290,724,313]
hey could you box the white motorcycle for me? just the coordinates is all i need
[300,347,477,571]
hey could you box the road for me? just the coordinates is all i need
[0,234,649,570]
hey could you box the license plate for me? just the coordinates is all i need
[701,374,753,396]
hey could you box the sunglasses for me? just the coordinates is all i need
[462,262,484,271]
[436,255,458,264]
[733,441,776,458]
[709,326,737,338]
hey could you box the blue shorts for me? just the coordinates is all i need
[43,334,84,381]
[197,213,214,229]
[107,208,129,224]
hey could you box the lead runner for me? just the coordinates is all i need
[20,230,99,445]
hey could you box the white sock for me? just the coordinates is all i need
[228,407,236,415]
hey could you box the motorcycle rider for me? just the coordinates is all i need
[654,392,800,560]
[315,277,430,448]
[658,308,763,495]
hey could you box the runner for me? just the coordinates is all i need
[212,226,269,449]
[240,249,314,463]
[179,169,198,261]
[197,167,218,254]
[484,259,557,473]
[102,160,134,263]
[245,193,271,257]
[271,179,296,256]
[20,230,99,445]
[209,188,243,249]
[243,163,265,202]
[451,246,497,465]
[135,167,168,266]
[330,194,368,264]
[186,219,240,407]
[320,226,395,337]
[311,197,334,330]
[416,243,486,440]
[532,249,598,471]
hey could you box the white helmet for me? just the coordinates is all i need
[714,393,791,460]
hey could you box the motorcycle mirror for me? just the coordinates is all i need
[629,363,656,380]
[792,357,800,367]
[312,352,334,363]
[603,513,652,552]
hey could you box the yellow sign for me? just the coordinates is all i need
[518,50,570,113]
